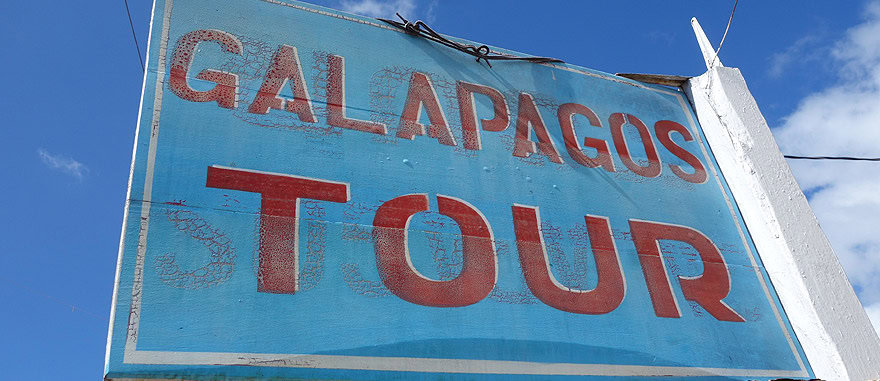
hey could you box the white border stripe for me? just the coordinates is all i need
[123,0,173,362]
[127,350,807,378]
[105,0,163,371]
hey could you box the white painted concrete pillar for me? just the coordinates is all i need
[685,67,880,380]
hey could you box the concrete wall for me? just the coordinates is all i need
[685,67,880,380]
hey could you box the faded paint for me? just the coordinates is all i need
[104,0,815,380]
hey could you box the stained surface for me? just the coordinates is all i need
[104,0,812,379]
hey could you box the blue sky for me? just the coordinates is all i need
[1,0,878,379]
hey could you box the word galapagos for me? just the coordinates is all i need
[170,29,707,184]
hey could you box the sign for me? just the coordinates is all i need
[105,0,814,379]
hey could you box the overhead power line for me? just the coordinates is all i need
[710,0,739,67]
[784,155,880,162]
[124,0,145,72]
[705,2,879,164]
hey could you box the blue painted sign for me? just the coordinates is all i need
[104,0,813,379]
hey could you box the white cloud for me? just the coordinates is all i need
[773,1,880,332]
[866,303,880,336]
[38,148,88,180]
[338,0,417,19]
[833,1,880,79]
[768,35,823,78]
[423,0,438,24]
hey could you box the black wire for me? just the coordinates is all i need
[784,155,880,161]
[124,0,145,72]
[710,0,738,67]
[378,13,563,68]
[379,14,878,163]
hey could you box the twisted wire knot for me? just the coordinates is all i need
[379,13,563,68]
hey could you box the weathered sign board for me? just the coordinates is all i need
[104,0,814,379]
